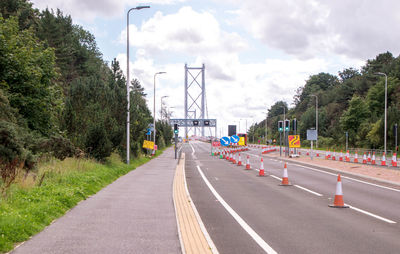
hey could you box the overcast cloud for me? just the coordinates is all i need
[226,0,400,59]
[30,0,399,135]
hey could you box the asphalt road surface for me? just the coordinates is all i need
[185,141,400,254]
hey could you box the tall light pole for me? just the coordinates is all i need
[160,95,168,120]
[311,94,318,148]
[375,72,388,155]
[153,72,166,153]
[265,112,268,144]
[126,5,150,164]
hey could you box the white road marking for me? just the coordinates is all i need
[346,204,396,224]
[190,143,195,156]
[296,165,400,193]
[294,185,323,197]
[270,175,282,181]
[196,165,277,254]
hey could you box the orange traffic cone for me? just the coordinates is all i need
[345,150,350,162]
[325,149,329,159]
[237,153,242,166]
[259,158,265,176]
[392,153,397,167]
[246,155,251,170]
[280,163,292,186]
[381,152,386,166]
[226,151,230,161]
[354,151,359,163]
[362,152,367,164]
[372,152,376,165]
[332,150,336,160]
[339,150,343,161]
[329,174,349,208]
[367,152,371,162]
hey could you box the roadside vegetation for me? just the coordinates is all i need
[0,1,172,194]
[249,52,400,151]
[0,1,173,252]
[0,149,166,253]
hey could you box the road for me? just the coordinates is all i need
[185,141,400,254]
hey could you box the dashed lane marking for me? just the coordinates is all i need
[346,204,396,224]
[294,185,323,197]
[296,165,400,193]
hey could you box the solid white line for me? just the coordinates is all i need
[196,165,277,254]
[346,204,396,224]
[294,185,323,197]
[296,165,400,193]
[190,143,195,156]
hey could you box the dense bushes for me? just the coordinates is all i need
[0,1,172,195]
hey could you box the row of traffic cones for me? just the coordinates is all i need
[324,149,397,167]
[217,150,349,208]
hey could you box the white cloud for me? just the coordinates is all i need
[120,7,247,57]
[31,0,185,21]
[225,0,400,59]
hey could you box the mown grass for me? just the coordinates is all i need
[0,148,166,253]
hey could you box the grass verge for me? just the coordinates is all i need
[0,148,167,253]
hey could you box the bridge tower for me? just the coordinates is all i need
[184,64,206,138]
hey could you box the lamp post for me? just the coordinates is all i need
[153,72,166,153]
[264,113,268,144]
[160,95,168,120]
[375,72,388,155]
[310,94,318,148]
[126,5,150,164]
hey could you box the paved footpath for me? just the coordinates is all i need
[12,148,181,254]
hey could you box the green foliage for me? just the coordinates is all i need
[0,16,60,136]
[0,152,157,253]
[251,52,400,150]
[85,122,112,161]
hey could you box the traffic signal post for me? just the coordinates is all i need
[174,124,179,159]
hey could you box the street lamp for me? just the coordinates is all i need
[310,94,318,148]
[153,71,166,153]
[126,5,150,164]
[375,72,388,155]
[160,96,169,120]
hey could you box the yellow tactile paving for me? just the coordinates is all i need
[173,153,214,254]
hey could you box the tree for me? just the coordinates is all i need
[340,95,369,145]
[0,16,60,136]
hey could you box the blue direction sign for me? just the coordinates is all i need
[220,137,231,146]
[230,135,240,144]
[146,128,152,135]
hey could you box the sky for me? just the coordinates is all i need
[31,0,400,137]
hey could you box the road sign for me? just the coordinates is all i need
[230,135,239,144]
[288,135,300,148]
[307,129,318,141]
[220,137,231,146]
[238,137,245,146]
[170,119,217,127]
[143,140,155,149]
[146,128,152,135]
[212,141,221,147]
